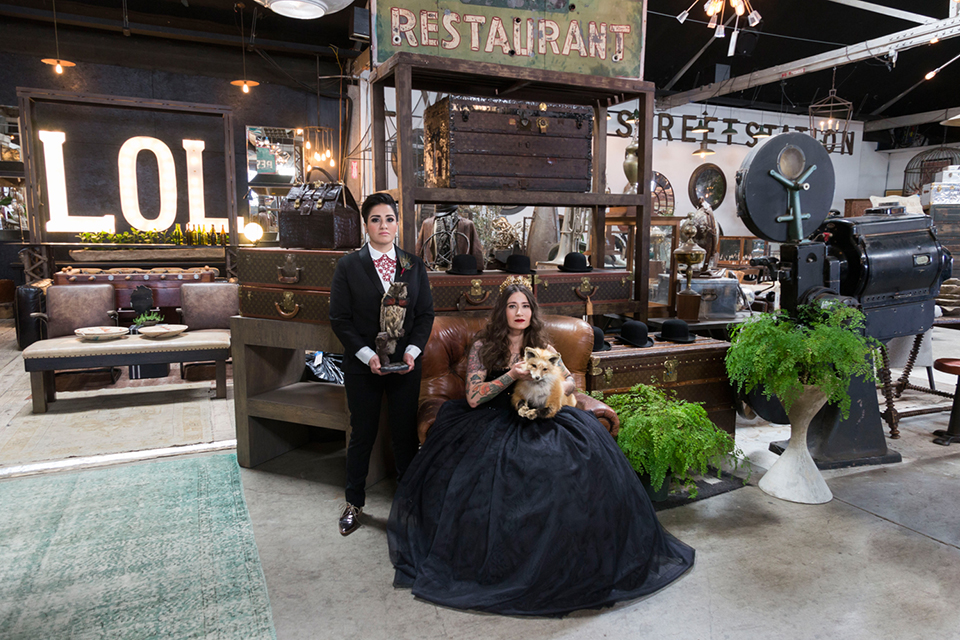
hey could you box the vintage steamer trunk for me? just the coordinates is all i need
[423,96,593,192]
[427,272,534,315]
[586,338,736,434]
[534,269,639,316]
[237,247,352,324]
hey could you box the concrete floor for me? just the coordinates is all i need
[240,331,960,640]
[3,319,960,639]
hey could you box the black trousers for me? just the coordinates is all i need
[343,369,422,507]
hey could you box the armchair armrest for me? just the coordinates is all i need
[417,396,448,443]
[29,312,48,322]
[107,310,118,322]
[574,392,620,438]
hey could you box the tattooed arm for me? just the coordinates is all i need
[466,341,517,408]
[547,345,577,396]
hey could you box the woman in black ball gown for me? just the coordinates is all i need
[388,281,694,616]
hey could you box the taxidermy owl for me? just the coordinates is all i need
[376,282,408,364]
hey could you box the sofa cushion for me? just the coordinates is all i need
[45,285,116,339]
[181,283,239,330]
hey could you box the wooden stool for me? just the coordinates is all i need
[932,358,960,446]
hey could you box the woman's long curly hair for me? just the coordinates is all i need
[475,284,548,372]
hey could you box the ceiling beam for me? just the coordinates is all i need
[0,4,358,59]
[823,0,936,25]
[657,15,960,110]
[864,106,960,132]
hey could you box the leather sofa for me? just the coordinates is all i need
[417,314,621,442]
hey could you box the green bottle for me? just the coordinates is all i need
[172,224,183,246]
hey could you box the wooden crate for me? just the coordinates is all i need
[423,95,593,192]
[586,337,736,434]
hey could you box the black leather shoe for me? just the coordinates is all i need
[338,503,362,536]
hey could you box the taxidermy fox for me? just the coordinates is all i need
[511,347,578,420]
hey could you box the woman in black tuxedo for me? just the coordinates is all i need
[329,192,434,536]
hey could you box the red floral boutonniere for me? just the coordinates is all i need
[398,253,412,278]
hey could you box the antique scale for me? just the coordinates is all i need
[735,132,951,468]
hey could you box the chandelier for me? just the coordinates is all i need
[808,69,853,146]
[255,0,353,20]
[677,0,762,36]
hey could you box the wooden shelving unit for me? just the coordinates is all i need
[370,52,657,313]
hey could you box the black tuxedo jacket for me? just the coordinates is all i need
[329,244,435,375]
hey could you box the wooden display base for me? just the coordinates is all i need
[676,289,702,322]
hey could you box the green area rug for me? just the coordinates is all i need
[0,454,276,639]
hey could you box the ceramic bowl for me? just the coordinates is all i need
[137,324,188,339]
[75,326,129,342]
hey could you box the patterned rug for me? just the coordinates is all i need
[0,454,275,639]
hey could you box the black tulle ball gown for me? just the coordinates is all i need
[387,371,695,617]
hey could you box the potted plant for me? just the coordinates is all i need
[725,301,879,504]
[605,384,746,501]
[132,311,164,329]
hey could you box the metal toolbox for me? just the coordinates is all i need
[237,247,352,291]
[586,337,736,434]
[423,95,593,192]
[689,277,740,319]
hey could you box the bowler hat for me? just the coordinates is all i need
[592,326,612,352]
[446,254,482,275]
[558,252,593,272]
[655,318,697,344]
[504,254,536,274]
[616,320,654,348]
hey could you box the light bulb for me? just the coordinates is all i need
[706,1,716,17]
[931,37,940,44]
[305,140,311,150]
[55,63,63,74]
[329,158,335,167]
[242,83,250,93]
[735,3,745,16]
[313,151,322,161]
[243,222,264,242]
[926,70,937,80]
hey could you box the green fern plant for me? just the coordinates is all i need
[133,311,164,326]
[606,384,745,496]
[725,301,880,420]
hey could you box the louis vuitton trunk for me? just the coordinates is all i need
[239,285,331,324]
[428,272,533,315]
[423,96,593,192]
[237,247,352,291]
[586,338,736,434]
[534,269,641,316]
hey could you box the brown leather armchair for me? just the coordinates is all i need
[417,315,620,442]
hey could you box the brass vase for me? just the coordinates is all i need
[622,135,639,194]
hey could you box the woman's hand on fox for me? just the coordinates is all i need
[509,360,532,381]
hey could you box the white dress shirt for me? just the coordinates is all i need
[355,244,422,366]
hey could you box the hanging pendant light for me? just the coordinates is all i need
[255,0,353,20]
[692,140,715,158]
[232,4,258,93]
[692,108,710,134]
[753,125,771,139]
[41,0,75,74]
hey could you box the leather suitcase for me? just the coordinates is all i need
[237,247,352,291]
[534,269,639,316]
[423,96,593,192]
[278,182,362,250]
[586,338,736,434]
[52,268,216,308]
[428,272,532,315]
[239,285,331,324]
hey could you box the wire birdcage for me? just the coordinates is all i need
[808,69,853,147]
[902,146,960,196]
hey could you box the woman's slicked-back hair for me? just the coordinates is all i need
[361,192,399,223]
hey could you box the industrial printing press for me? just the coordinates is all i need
[735,132,952,468]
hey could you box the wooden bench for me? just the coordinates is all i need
[22,330,230,413]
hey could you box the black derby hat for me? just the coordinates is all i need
[504,254,536,274]
[558,252,593,272]
[592,326,611,352]
[655,318,697,344]
[616,320,654,348]
[446,254,482,275]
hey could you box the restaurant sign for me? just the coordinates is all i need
[371,0,647,79]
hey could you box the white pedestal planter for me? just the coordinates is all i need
[758,385,833,504]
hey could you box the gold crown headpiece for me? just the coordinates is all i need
[500,275,533,294]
